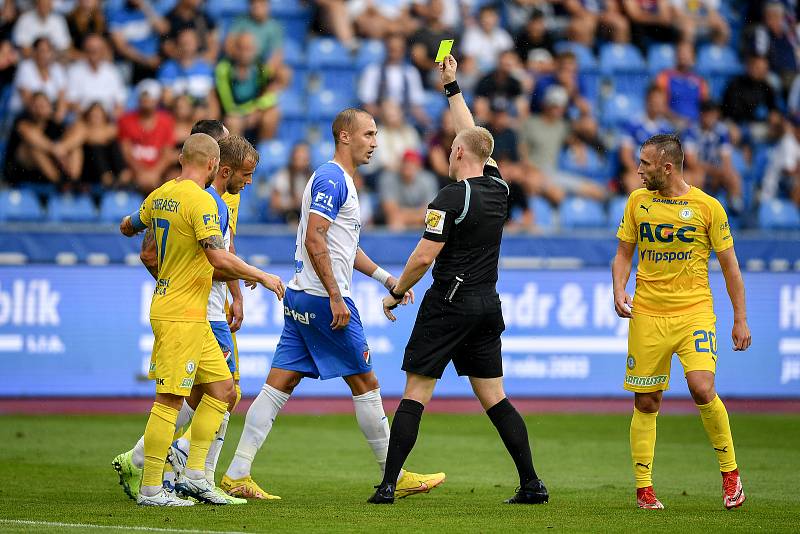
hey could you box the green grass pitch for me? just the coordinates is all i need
[0,412,798,533]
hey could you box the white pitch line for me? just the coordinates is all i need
[0,519,252,534]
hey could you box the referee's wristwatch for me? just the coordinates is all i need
[389,286,405,300]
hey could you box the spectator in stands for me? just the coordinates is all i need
[268,142,312,225]
[744,1,799,91]
[171,94,197,147]
[513,11,555,64]
[0,0,20,88]
[117,79,176,193]
[722,54,780,138]
[367,99,422,176]
[350,0,416,39]
[108,0,168,83]
[66,0,105,57]
[525,47,554,78]
[761,113,800,205]
[474,50,528,124]
[560,114,611,186]
[671,0,730,44]
[66,34,127,117]
[462,5,514,73]
[521,85,607,204]
[4,92,78,188]
[215,31,281,141]
[379,149,438,230]
[11,37,67,121]
[58,102,125,190]
[12,0,71,57]
[788,74,800,115]
[487,100,522,165]
[683,100,744,213]
[655,41,709,124]
[358,33,429,127]
[563,0,631,45]
[163,0,219,64]
[157,28,218,117]
[618,84,674,193]
[225,0,291,91]
[312,0,359,53]
[529,51,590,117]
[427,109,456,185]
[409,0,453,89]
[622,0,678,50]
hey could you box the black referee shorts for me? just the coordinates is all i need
[402,285,505,379]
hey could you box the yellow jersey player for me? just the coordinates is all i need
[119,133,285,506]
[612,134,751,510]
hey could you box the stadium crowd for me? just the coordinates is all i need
[1,0,799,230]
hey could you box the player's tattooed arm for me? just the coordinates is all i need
[140,228,159,281]
[199,234,225,250]
[305,213,349,329]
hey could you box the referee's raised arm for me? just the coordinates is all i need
[439,55,476,134]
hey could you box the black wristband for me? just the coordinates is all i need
[444,80,460,98]
[389,286,404,299]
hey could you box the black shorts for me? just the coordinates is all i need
[402,286,505,379]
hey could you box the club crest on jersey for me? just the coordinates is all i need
[186,360,196,374]
[425,209,445,234]
[679,208,693,220]
[627,355,636,370]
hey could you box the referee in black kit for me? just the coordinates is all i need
[367,55,548,505]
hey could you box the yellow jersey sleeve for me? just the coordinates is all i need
[139,189,156,228]
[708,198,734,253]
[222,192,240,235]
[188,190,222,242]
[616,192,639,243]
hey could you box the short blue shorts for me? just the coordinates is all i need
[272,289,371,380]
[209,320,236,374]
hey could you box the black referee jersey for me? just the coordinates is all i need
[402,158,510,379]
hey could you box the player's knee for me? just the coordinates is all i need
[634,392,661,413]
[688,382,716,405]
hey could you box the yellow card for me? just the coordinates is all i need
[435,39,454,62]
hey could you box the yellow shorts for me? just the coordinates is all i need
[624,312,718,392]
[148,320,232,396]
[232,330,240,382]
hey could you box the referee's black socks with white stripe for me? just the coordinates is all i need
[487,398,539,487]
[380,398,425,488]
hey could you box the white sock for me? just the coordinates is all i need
[226,384,289,480]
[131,401,194,470]
[205,411,230,483]
[352,388,391,474]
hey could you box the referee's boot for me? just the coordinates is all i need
[505,479,549,504]
[367,483,396,504]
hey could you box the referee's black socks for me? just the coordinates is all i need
[487,398,538,487]
[381,398,425,487]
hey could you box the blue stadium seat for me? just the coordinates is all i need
[288,68,309,95]
[647,43,676,74]
[276,118,310,145]
[205,0,248,19]
[558,146,608,183]
[278,15,312,46]
[310,140,335,169]
[610,69,650,100]
[578,68,602,105]
[307,38,354,69]
[758,199,800,230]
[0,189,44,222]
[99,191,144,223]
[355,40,387,70]
[47,194,97,223]
[554,41,597,69]
[529,196,554,231]
[283,39,306,68]
[314,67,359,93]
[599,44,646,73]
[601,93,644,129]
[422,90,449,124]
[256,139,292,176]
[559,197,605,229]
[271,0,312,18]
[607,196,627,229]
[696,45,742,74]
[278,91,306,120]
[307,89,355,121]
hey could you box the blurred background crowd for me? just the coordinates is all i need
[1,0,800,231]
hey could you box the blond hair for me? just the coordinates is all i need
[457,126,494,162]
[332,108,372,145]
[181,133,219,167]
[219,134,259,170]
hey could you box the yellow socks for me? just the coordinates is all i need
[697,395,737,472]
[630,408,658,488]
[185,394,228,475]
[234,384,242,412]
[142,402,179,489]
